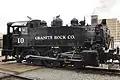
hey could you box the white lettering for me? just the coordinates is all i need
[34,35,75,40]
[67,35,75,39]
[35,36,53,40]
[18,38,24,43]
[54,36,66,39]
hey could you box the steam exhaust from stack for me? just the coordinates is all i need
[93,0,118,15]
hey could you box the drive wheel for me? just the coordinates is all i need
[42,50,55,67]
[43,49,62,68]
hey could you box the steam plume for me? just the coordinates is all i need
[93,0,118,14]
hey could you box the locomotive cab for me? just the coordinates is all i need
[2,21,28,61]
[3,21,28,49]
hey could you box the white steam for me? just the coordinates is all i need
[93,0,118,14]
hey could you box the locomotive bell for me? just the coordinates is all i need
[51,16,63,27]
[71,18,78,26]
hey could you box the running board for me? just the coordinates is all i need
[26,55,82,62]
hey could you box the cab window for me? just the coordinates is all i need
[21,27,28,35]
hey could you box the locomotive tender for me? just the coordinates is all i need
[2,15,120,68]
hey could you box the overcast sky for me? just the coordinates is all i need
[0,0,120,34]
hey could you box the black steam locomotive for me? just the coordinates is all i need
[2,15,120,68]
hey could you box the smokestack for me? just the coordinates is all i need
[101,19,106,25]
[91,15,98,25]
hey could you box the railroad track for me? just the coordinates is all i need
[0,61,120,80]
[0,61,41,79]
[17,67,120,80]
[0,74,33,80]
[76,67,120,76]
[0,61,40,74]
[0,71,42,80]
[51,66,120,76]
